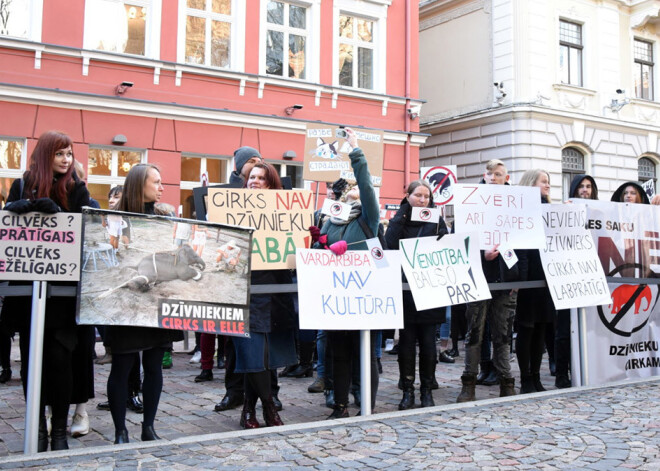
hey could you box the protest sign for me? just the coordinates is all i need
[411,206,442,223]
[302,123,384,186]
[77,209,251,337]
[399,234,491,310]
[453,184,545,249]
[539,204,610,310]
[421,165,458,205]
[296,249,403,330]
[207,188,315,270]
[0,211,82,281]
[321,198,351,221]
[578,200,660,383]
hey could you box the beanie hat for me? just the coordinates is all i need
[233,146,261,174]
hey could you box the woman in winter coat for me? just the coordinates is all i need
[105,163,183,444]
[234,162,297,429]
[611,181,650,204]
[515,169,556,393]
[385,180,448,409]
[0,130,91,452]
[318,127,381,419]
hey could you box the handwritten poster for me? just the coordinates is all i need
[399,234,491,310]
[453,184,545,249]
[0,211,82,281]
[207,189,315,270]
[296,249,403,330]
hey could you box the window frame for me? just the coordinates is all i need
[260,0,319,82]
[561,146,587,201]
[86,146,146,188]
[83,0,162,59]
[267,160,304,189]
[638,156,658,195]
[177,0,246,72]
[0,0,43,41]
[333,0,387,93]
[559,19,584,87]
[0,136,27,206]
[633,38,654,101]
[179,153,232,190]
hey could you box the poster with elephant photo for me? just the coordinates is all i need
[77,208,252,337]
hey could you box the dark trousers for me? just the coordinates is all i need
[329,331,379,409]
[450,304,467,349]
[515,323,547,376]
[108,348,164,431]
[398,323,436,390]
[0,326,11,370]
[555,309,571,377]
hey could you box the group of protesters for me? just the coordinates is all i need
[1,128,657,452]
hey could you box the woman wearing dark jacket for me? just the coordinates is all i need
[105,163,183,444]
[0,130,91,452]
[385,180,449,409]
[515,169,555,393]
[611,181,650,204]
[318,128,380,419]
[233,162,297,429]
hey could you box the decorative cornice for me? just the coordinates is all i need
[419,0,486,31]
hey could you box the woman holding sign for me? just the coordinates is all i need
[317,127,381,419]
[104,163,183,444]
[233,162,297,429]
[1,130,91,452]
[385,180,449,409]
[515,169,555,394]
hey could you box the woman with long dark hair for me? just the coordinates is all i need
[104,163,183,444]
[1,130,91,451]
[233,162,297,429]
[385,180,448,409]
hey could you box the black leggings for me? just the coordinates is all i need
[329,330,379,409]
[515,323,547,377]
[108,348,164,431]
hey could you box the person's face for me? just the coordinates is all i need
[247,167,269,189]
[143,168,164,203]
[108,191,122,210]
[407,185,431,208]
[535,173,551,198]
[241,156,263,179]
[622,185,642,203]
[326,184,335,200]
[345,186,360,202]
[577,179,593,199]
[52,146,73,175]
[484,165,509,185]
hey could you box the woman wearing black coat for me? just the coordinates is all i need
[385,180,448,409]
[0,130,91,452]
[515,169,555,393]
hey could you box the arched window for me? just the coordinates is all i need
[562,147,585,200]
[638,156,657,196]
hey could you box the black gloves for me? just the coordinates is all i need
[3,198,61,214]
[4,199,33,214]
[32,198,61,214]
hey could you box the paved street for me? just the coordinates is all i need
[1,337,659,469]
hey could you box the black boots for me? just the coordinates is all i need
[239,397,259,429]
[398,379,415,410]
[38,415,48,452]
[286,341,315,378]
[114,429,129,444]
[477,361,499,386]
[141,422,161,441]
[50,418,68,451]
[327,403,349,419]
[420,389,434,408]
[520,375,536,394]
[263,397,284,427]
[532,373,546,392]
[456,374,477,403]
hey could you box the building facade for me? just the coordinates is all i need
[0,0,423,215]
[419,0,660,201]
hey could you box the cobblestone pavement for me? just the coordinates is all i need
[2,338,659,469]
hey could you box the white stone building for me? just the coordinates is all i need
[419,0,660,201]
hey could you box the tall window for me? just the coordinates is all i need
[183,0,233,68]
[559,20,583,87]
[87,147,143,208]
[0,138,25,207]
[270,161,303,189]
[634,39,654,101]
[639,157,657,195]
[0,0,41,40]
[562,147,585,200]
[265,1,307,79]
[84,0,158,57]
[180,155,230,218]
[338,14,374,89]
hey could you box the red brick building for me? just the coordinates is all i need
[0,0,424,215]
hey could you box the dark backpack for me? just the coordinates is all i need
[357,217,388,250]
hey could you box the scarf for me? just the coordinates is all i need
[330,200,362,225]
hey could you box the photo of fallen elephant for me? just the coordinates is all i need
[77,208,252,334]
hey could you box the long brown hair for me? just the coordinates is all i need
[243,163,283,190]
[118,163,161,213]
[24,131,75,209]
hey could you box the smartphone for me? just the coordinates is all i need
[335,128,347,139]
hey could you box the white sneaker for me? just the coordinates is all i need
[189,350,202,364]
[45,405,52,434]
[384,339,394,352]
[71,411,89,437]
